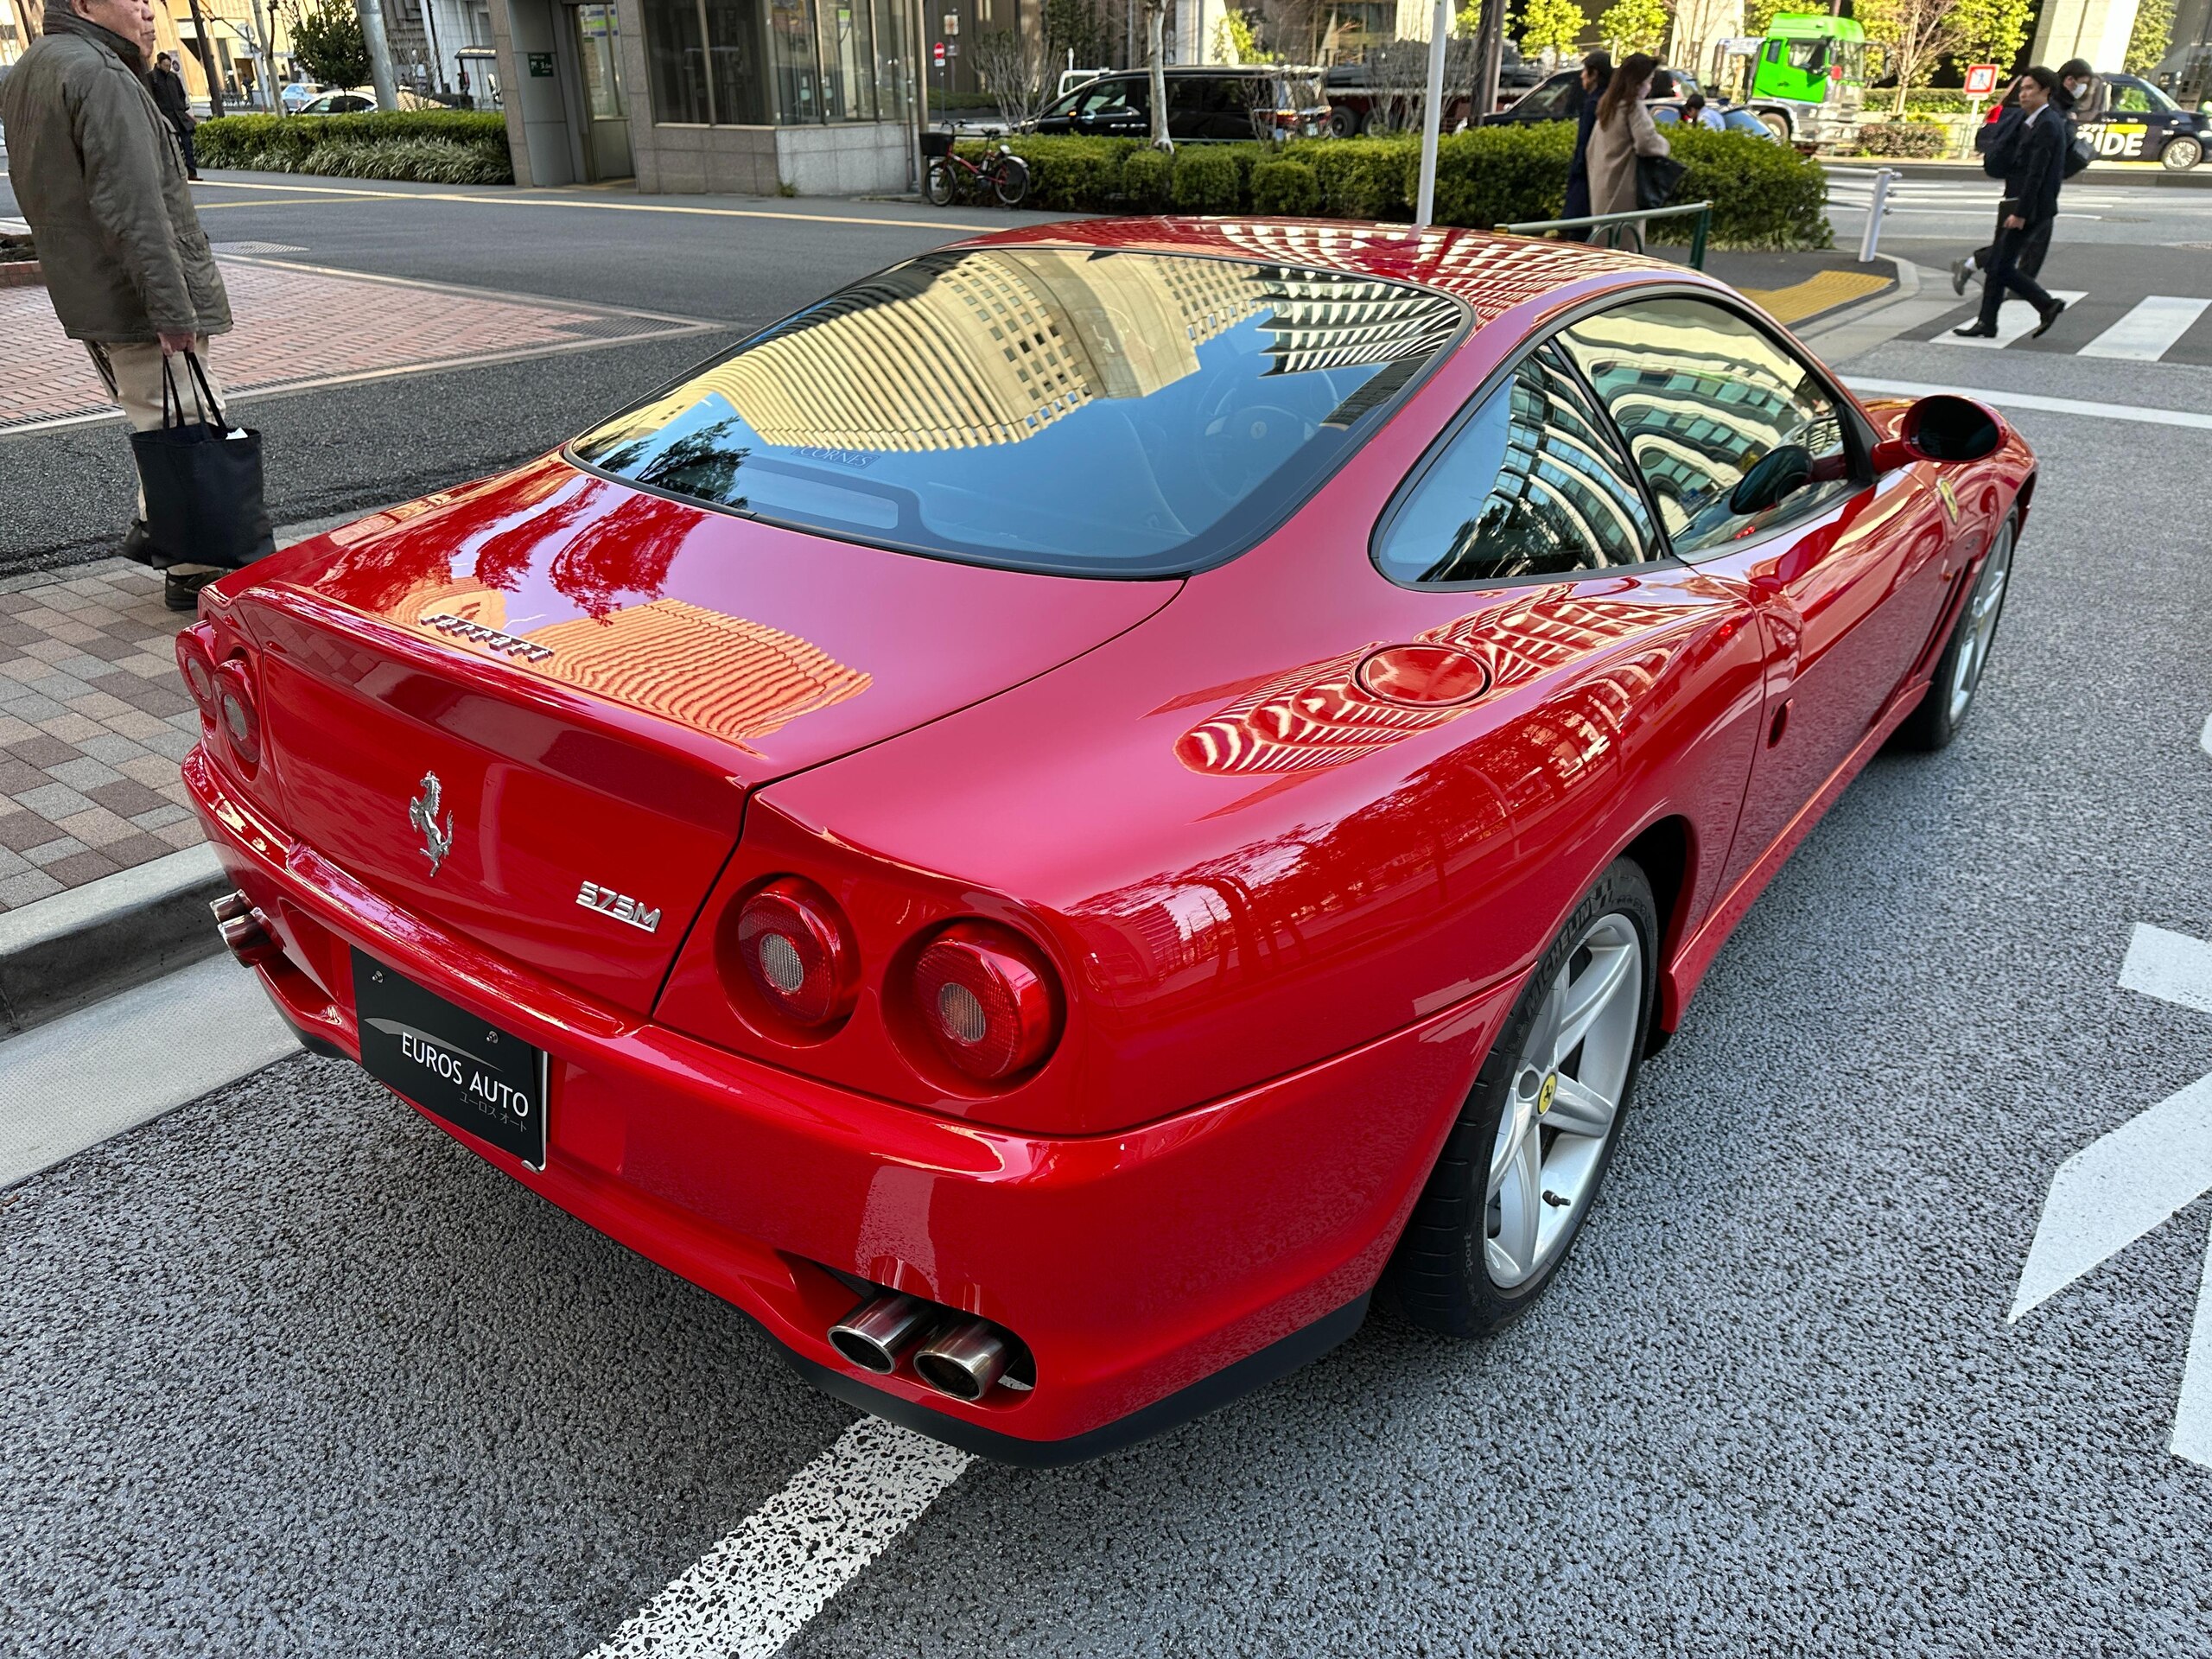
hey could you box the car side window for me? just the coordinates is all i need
[1524,74,1575,117]
[1081,78,1142,118]
[1558,296,1860,558]
[1375,344,1662,586]
[2113,82,2151,112]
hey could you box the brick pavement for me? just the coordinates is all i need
[1,257,709,430]
[0,561,206,911]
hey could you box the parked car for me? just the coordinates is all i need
[280,79,330,113]
[1652,101,1778,140]
[1323,46,1544,137]
[295,86,441,114]
[1483,65,1702,127]
[182,217,2033,1463]
[1030,66,1329,141]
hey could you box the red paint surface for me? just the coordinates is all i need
[184,224,2035,1451]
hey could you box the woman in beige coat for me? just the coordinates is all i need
[1585,52,1669,248]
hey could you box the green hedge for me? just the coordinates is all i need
[195,111,512,184]
[1853,121,1951,158]
[954,126,1832,250]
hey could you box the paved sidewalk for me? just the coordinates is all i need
[0,562,203,910]
[1,256,715,434]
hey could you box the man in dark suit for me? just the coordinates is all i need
[1955,67,2067,340]
[1561,51,1611,244]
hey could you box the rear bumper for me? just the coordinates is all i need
[187,747,1507,1459]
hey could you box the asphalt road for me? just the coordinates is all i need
[7,173,2212,1657]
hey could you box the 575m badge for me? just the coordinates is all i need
[577,880,660,934]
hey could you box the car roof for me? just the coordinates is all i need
[959,218,1683,320]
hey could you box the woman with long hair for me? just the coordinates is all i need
[1584,52,1669,248]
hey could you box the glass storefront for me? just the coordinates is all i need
[642,0,910,125]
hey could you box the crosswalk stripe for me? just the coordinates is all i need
[1949,289,2088,348]
[2079,295,2212,361]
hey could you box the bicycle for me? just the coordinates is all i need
[923,137,1031,208]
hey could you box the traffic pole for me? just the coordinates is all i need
[354,0,400,111]
[1858,166,1896,263]
[1414,0,1448,226]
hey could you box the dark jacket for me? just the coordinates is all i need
[149,64,193,130]
[0,4,229,341]
[1564,82,1600,214]
[1993,104,2065,225]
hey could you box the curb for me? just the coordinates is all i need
[1827,160,2212,188]
[0,844,229,1037]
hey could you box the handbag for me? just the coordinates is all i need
[1636,152,1688,212]
[2064,132,2094,177]
[128,352,275,570]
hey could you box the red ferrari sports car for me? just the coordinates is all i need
[180,219,2031,1462]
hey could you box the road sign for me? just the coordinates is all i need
[932,41,945,66]
[1964,63,2000,96]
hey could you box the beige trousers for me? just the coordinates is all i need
[84,337,227,433]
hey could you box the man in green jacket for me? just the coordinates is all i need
[0,0,236,607]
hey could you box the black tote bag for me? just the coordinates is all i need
[129,352,275,569]
[1636,152,1688,212]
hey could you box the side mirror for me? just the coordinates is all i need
[1872,393,2003,471]
[1729,443,1815,516]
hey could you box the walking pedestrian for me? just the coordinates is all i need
[0,0,238,607]
[149,49,199,180]
[1954,67,2068,340]
[1560,50,1611,244]
[2058,57,2107,121]
[1954,67,2082,296]
[1586,51,1669,250]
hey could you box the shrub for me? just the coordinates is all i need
[1291,137,1409,219]
[1249,157,1320,214]
[1426,122,1574,229]
[1119,147,1173,211]
[194,111,512,183]
[1854,121,1949,158]
[1653,124,1831,250]
[997,135,1135,211]
[1170,146,1242,213]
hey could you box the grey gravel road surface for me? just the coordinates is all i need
[4,206,2212,1658]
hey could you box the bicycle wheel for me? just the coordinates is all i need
[925,159,957,207]
[995,156,1031,208]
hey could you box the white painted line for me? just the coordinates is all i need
[2172,1217,2212,1469]
[0,955,300,1188]
[584,1416,969,1659]
[1847,379,2212,433]
[2202,708,2212,760]
[2010,1070,2212,1323]
[2080,295,2212,361]
[1948,289,2088,347]
[2122,925,2212,1018]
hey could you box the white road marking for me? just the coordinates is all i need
[2172,1219,2212,1469]
[583,1417,969,1659]
[2202,708,2212,760]
[2121,925,2212,1017]
[2011,1071,2212,1323]
[1948,289,2088,347]
[0,955,300,1189]
[2079,295,2212,361]
[1847,379,2212,432]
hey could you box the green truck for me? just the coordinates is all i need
[1709,15,1868,150]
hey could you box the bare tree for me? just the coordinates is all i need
[1142,0,1170,149]
[973,27,1058,125]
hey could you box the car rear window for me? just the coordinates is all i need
[569,246,1465,576]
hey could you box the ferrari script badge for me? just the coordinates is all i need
[409,771,454,875]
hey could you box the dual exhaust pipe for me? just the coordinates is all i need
[829,1292,1026,1404]
[212,889,282,967]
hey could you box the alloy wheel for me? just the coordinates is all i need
[1485,912,1643,1288]
[1946,522,2014,724]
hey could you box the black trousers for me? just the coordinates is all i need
[1973,210,2051,299]
[1976,220,2055,327]
[171,121,199,178]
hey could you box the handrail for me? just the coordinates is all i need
[1497,200,1713,270]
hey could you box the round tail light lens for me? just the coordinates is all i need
[912,922,1061,1082]
[175,627,219,717]
[213,659,261,770]
[734,877,857,1029]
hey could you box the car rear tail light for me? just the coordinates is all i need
[731,876,857,1030]
[213,659,261,771]
[175,626,219,718]
[912,922,1061,1082]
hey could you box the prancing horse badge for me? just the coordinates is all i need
[409,771,454,875]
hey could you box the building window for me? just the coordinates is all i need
[645,0,908,124]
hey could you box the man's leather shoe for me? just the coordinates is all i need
[1951,323,1999,338]
[1950,257,1973,296]
[2032,298,2067,338]
[164,569,220,613]
[119,519,161,566]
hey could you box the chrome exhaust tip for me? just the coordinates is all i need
[828,1293,932,1375]
[213,892,281,967]
[912,1319,1012,1403]
[210,889,252,925]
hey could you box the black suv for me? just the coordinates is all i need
[1030,67,1330,142]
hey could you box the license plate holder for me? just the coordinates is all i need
[353,948,547,1170]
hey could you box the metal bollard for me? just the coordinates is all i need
[1858,167,1899,264]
